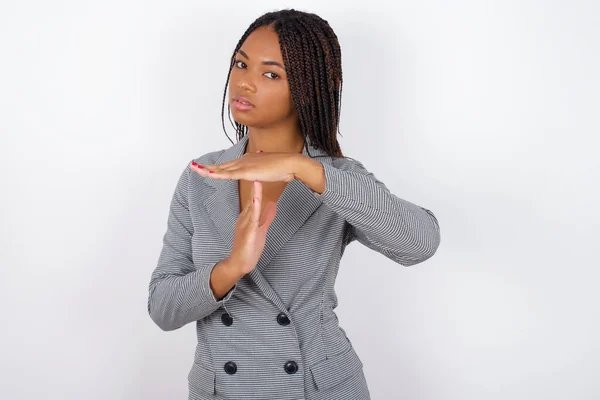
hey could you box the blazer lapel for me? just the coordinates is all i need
[203,135,331,311]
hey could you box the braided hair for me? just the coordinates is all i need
[221,9,348,159]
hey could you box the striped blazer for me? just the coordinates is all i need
[147,134,441,400]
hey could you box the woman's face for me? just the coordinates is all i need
[228,26,297,129]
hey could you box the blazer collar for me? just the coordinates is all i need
[202,134,332,312]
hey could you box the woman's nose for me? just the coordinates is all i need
[237,78,255,91]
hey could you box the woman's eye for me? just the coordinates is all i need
[233,59,279,80]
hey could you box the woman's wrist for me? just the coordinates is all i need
[292,154,326,194]
[223,255,251,279]
[210,257,245,300]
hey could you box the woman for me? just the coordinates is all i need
[148,9,440,400]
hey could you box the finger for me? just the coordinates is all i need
[191,161,213,170]
[211,160,238,169]
[241,191,251,216]
[190,161,206,172]
[190,162,212,175]
[190,164,220,179]
[200,160,235,170]
[220,165,242,172]
[250,181,262,224]
[240,179,255,216]
[240,179,256,217]
[202,169,236,180]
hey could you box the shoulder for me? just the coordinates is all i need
[328,155,371,175]
[320,155,385,186]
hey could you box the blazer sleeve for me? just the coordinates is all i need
[147,161,237,331]
[312,157,441,266]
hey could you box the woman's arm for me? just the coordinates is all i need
[293,155,440,266]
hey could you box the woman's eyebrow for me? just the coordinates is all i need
[238,49,285,70]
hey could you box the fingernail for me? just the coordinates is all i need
[209,170,213,173]
[252,198,255,203]
[191,161,197,165]
[259,150,263,152]
[198,165,204,169]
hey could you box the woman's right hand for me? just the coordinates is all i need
[228,180,277,275]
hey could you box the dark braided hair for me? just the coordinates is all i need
[220,9,350,159]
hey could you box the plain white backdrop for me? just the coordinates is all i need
[1,1,598,399]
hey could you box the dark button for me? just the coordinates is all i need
[284,360,298,374]
[224,361,237,375]
[221,312,233,326]
[277,312,290,326]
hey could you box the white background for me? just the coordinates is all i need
[1,1,598,399]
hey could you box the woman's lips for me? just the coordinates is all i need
[233,99,255,111]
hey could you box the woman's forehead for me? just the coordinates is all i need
[238,27,283,61]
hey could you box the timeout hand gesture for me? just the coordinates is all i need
[190,150,296,274]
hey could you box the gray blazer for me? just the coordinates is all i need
[148,134,440,400]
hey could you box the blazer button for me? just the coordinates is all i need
[221,312,233,326]
[277,312,290,326]
[224,361,237,375]
[284,360,298,374]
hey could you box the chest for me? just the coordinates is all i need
[238,180,288,214]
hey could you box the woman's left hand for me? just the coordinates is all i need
[190,151,301,183]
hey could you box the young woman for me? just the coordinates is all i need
[148,9,440,400]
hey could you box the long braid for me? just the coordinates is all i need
[220,9,349,159]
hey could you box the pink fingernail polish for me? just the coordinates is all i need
[253,198,255,203]
[191,161,197,166]
[209,170,213,173]
[198,165,204,169]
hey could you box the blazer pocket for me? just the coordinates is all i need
[309,346,364,391]
[188,361,216,395]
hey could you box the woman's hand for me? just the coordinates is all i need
[190,151,300,183]
[189,150,300,274]
[228,180,277,275]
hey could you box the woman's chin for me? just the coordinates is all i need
[231,112,258,126]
